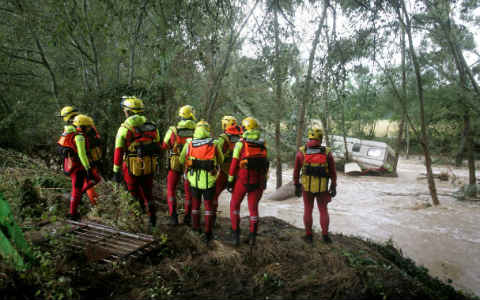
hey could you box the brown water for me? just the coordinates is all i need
[217,157,480,296]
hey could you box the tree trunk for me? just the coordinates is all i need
[393,19,408,172]
[204,0,260,122]
[464,111,477,196]
[321,80,330,146]
[295,0,328,149]
[83,0,101,89]
[455,128,466,167]
[128,0,148,87]
[398,0,439,205]
[274,0,283,189]
[434,6,477,188]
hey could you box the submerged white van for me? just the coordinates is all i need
[329,135,397,175]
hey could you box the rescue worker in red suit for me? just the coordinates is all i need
[57,114,100,220]
[179,121,223,243]
[112,96,161,229]
[227,117,269,246]
[293,126,337,243]
[213,116,243,227]
[58,106,101,206]
[162,105,196,225]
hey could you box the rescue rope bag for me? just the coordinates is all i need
[301,145,330,193]
[57,132,80,176]
[124,122,159,176]
[168,126,194,172]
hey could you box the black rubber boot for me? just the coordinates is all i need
[149,214,157,227]
[212,215,217,228]
[322,234,332,244]
[137,198,146,213]
[183,214,191,226]
[248,233,257,246]
[167,212,178,226]
[303,234,313,244]
[232,229,240,247]
[66,213,81,221]
[203,232,213,244]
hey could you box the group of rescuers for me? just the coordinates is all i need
[56,96,337,246]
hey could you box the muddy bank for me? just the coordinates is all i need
[1,215,474,300]
[0,148,476,299]
[219,156,480,297]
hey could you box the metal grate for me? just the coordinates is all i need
[58,220,160,263]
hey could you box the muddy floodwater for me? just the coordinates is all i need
[217,157,480,296]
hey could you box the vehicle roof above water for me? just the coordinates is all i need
[329,135,390,148]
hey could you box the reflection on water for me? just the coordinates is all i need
[217,157,480,296]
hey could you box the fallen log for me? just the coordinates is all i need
[265,181,295,201]
[417,172,449,181]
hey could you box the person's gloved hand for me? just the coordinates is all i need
[113,172,123,183]
[227,181,234,193]
[295,184,302,197]
[329,184,337,198]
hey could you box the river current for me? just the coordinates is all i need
[217,157,480,296]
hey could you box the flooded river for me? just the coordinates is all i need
[218,157,480,296]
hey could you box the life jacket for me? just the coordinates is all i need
[57,131,83,175]
[168,126,194,172]
[84,127,103,164]
[238,138,269,192]
[185,138,218,189]
[239,138,268,172]
[123,121,159,176]
[186,138,216,172]
[219,133,241,174]
[300,145,330,193]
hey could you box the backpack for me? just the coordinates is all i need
[57,131,81,176]
[186,138,216,172]
[300,145,330,193]
[85,127,103,165]
[168,126,194,172]
[239,138,269,172]
[124,122,160,176]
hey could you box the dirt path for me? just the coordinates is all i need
[217,157,480,297]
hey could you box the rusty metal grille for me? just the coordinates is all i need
[57,220,160,263]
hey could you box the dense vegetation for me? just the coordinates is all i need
[1,1,479,169]
[0,1,479,297]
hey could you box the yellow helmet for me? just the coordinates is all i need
[241,117,259,131]
[121,96,144,114]
[59,106,79,122]
[178,105,196,120]
[221,116,237,130]
[73,114,94,128]
[308,126,324,140]
[195,120,210,132]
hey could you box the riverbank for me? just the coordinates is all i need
[0,148,477,299]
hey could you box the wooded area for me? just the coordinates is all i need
[1,0,479,204]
